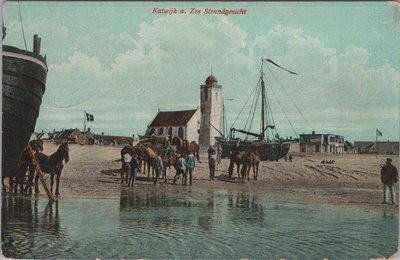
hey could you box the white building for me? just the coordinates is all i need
[299,132,345,154]
[146,109,201,143]
[145,75,222,146]
[198,75,222,148]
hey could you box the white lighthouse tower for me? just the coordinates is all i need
[198,75,223,148]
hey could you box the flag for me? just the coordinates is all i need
[376,129,382,136]
[86,113,94,122]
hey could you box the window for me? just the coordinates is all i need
[159,128,164,135]
[178,127,184,139]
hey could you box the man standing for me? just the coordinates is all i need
[216,143,222,164]
[153,152,164,185]
[121,152,132,184]
[186,153,196,186]
[173,154,187,185]
[208,145,217,181]
[128,155,139,187]
[380,158,398,205]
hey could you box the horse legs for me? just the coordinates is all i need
[147,163,151,181]
[55,171,61,196]
[34,172,40,194]
[255,162,259,180]
[164,169,167,183]
[228,162,234,179]
[25,166,36,195]
[2,177,6,193]
[50,173,55,195]
[236,163,241,180]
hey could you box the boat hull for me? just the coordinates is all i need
[2,45,47,175]
[219,140,290,161]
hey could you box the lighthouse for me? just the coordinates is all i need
[198,75,223,148]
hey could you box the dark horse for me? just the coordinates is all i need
[32,142,70,196]
[2,139,44,194]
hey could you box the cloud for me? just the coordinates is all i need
[32,16,398,140]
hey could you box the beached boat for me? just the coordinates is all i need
[2,34,48,174]
[217,58,295,161]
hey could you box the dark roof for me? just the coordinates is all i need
[57,128,81,139]
[205,75,217,84]
[149,109,197,127]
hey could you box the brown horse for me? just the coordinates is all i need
[171,137,200,162]
[32,142,70,196]
[228,150,247,180]
[228,150,260,182]
[137,143,158,181]
[160,151,179,183]
[243,151,260,181]
[2,139,44,194]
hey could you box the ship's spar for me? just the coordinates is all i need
[217,58,299,161]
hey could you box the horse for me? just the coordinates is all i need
[32,142,70,196]
[228,150,260,181]
[243,151,260,181]
[137,143,158,181]
[2,139,44,194]
[171,137,200,162]
[160,151,179,183]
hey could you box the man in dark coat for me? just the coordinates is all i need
[380,158,398,204]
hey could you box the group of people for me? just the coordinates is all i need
[121,152,140,187]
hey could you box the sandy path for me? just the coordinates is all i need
[26,142,399,210]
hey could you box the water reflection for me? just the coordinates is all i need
[118,189,265,233]
[1,196,63,258]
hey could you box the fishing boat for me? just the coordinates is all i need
[2,33,48,174]
[217,58,297,161]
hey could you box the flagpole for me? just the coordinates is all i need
[375,128,378,154]
[84,110,86,145]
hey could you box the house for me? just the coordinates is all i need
[94,134,134,146]
[146,109,201,143]
[299,132,345,154]
[52,128,84,143]
[354,141,399,154]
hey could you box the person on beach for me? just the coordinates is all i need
[153,152,164,185]
[128,155,139,187]
[380,158,398,205]
[186,153,196,185]
[208,145,217,181]
[165,141,174,165]
[121,152,132,184]
[208,145,216,157]
[216,143,222,164]
[173,154,187,185]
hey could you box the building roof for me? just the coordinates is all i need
[205,75,217,84]
[56,128,81,139]
[149,109,197,127]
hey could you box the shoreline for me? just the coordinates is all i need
[6,142,398,212]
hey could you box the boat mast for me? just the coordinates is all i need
[261,58,266,141]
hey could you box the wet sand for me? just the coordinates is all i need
[25,142,400,210]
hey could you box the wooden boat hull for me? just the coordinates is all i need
[219,140,290,161]
[2,45,47,175]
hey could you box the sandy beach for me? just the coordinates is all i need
[24,142,399,210]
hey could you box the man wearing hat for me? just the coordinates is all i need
[380,158,398,204]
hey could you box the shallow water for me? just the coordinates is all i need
[1,188,398,259]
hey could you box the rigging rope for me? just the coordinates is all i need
[264,75,298,137]
[230,78,260,129]
[17,0,28,50]
[266,65,315,132]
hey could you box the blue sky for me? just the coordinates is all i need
[2,1,399,142]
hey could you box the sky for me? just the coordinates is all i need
[2,1,399,142]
